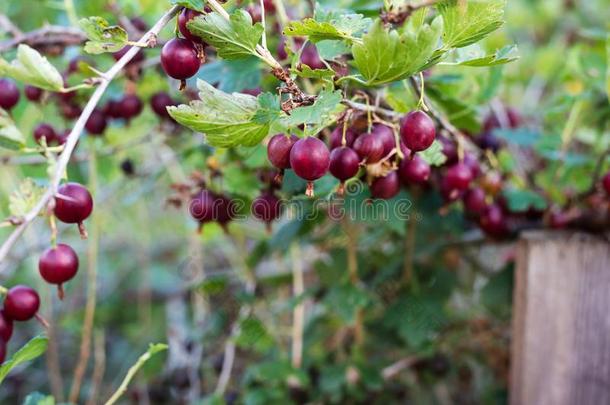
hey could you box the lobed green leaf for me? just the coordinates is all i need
[79,16,128,54]
[438,0,506,49]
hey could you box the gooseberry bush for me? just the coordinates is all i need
[0,0,609,403]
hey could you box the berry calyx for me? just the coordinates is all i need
[39,243,79,299]
[85,109,108,135]
[353,133,384,164]
[400,111,436,152]
[3,286,40,322]
[24,85,43,102]
[161,38,202,86]
[398,155,430,185]
[329,146,360,194]
[0,310,13,342]
[289,137,330,197]
[54,183,94,237]
[370,171,400,200]
[33,123,57,146]
[150,92,175,119]
[0,79,20,110]
[178,8,205,44]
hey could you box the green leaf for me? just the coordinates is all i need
[170,0,204,9]
[452,44,518,67]
[198,57,262,93]
[0,108,25,150]
[316,40,351,60]
[9,178,46,218]
[438,0,506,49]
[290,64,336,81]
[285,6,369,43]
[79,17,128,54]
[0,45,64,91]
[502,188,547,212]
[23,392,55,405]
[168,80,276,148]
[0,335,48,384]
[325,284,370,323]
[187,10,263,60]
[235,316,274,352]
[281,89,344,134]
[418,139,447,166]
[352,18,442,86]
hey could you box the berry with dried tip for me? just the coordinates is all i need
[54,183,94,234]
[150,92,175,119]
[0,79,20,110]
[216,195,236,228]
[24,85,43,102]
[329,147,360,194]
[400,111,436,152]
[370,171,400,200]
[290,137,330,197]
[33,124,57,145]
[85,109,107,135]
[267,134,298,170]
[353,133,384,164]
[0,310,13,342]
[178,8,205,44]
[161,38,201,82]
[3,285,40,321]
[104,99,123,120]
[398,155,430,185]
[39,243,79,299]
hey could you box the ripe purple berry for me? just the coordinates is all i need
[398,155,430,185]
[0,339,5,364]
[54,183,94,233]
[85,109,107,135]
[353,133,384,164]
[479,203,508,238]
[24,85,43,102]
[189,189,217,231]
[178,8,205,44]
[329,147,360,194]
[161,38,201,82]
[329,126,357,150]
[400,111,436,152]
[372,124,396,156]
[267,134,298,170]
[0,79,20,110]
[370,171,400,200]
[150,92,175,119]
[290,137,330,197]
[119,94,143,120]
[445,163,474,192]
[602,171,610,195]
[39,243,79,299]
[463,187,487,215]
[300,44,325,70]
[252,193,281,231]
[3,286,40,322]
[33,124,57,145]
[0,310,13,342]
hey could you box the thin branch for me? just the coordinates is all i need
[0,5,181,266]
[0,24,86,53]
[86,331,106,405]
[382,356,418,380]
[381,0,441,25]
[0,14,22,37]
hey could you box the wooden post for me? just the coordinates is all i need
[511,231,610,405]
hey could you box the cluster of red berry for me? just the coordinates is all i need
[0,286,42,363]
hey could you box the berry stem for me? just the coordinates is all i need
[78,222,88,239]
[57,284,65,300]
[35,313,50,329]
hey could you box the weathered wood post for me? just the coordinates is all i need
[510,231,610,405]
